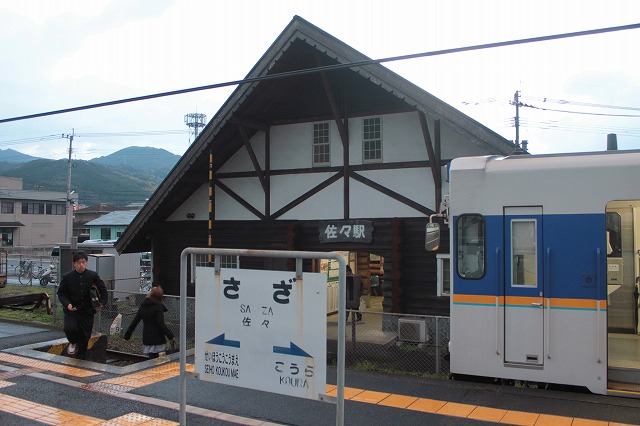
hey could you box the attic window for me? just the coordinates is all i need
[313,122,330,166]
[363,117,382,163]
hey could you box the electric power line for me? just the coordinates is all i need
[1,22,639,125]
[0,129,188,149]
[522,96,640,112]
[521,103,640,117]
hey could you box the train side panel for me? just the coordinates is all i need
[448,151,640,395]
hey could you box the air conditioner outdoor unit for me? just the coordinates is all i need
[398,318,429,343]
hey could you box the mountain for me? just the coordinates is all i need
[90,146,179,179]
[0,149,39,163]
[0,147,180,206]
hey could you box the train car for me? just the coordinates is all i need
[442,150,640,396]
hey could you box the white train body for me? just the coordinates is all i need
[448,150,640,395]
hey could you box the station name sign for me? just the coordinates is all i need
[319,220,373,243]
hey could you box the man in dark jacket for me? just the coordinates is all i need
[57,251,108,359]
[124,285,174,358]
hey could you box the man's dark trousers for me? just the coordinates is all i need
[63,310,95,360]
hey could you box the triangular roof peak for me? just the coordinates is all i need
[116,15,513,253]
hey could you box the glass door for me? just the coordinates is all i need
[504,206,544,365]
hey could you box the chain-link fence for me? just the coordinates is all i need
[91,290,195,354]
[330,310,450,377]
[46,286,450,376]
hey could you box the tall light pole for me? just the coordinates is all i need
[62,130,74,243]
[184,112,206,142]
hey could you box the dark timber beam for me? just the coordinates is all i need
[265,127,271,219]
[418,112,442,210]
[229,116,270,131]
[319,71,349,148]
[237,125,268,193]
[214,179,265,220]
[316,56,350,220]
[350,172,434,216]
[271,172,343,219]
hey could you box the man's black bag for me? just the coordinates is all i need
[90,284,102,309]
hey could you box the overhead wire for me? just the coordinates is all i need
[1,22,639,125]
[521,96,640,112]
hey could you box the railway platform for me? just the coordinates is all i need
[0,319,639,425]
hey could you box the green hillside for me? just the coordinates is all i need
[0,147,180,206]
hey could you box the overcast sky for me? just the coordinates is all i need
[1,0,639,161]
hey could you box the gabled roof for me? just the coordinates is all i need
[86,210,139,227]
[117,15,514,254]
[77,203,140,214]
[0,189,74,202]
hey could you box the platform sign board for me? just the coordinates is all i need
[194,267,327,400]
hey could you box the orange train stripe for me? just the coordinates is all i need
[453,294,606,309]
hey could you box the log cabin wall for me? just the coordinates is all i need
[154,217,450,316]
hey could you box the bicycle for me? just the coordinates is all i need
[14,260,33,278]
[18,263,44,286]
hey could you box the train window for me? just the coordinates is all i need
[605,212,622,257]
[456,214,485,279]
[511,219,537,287]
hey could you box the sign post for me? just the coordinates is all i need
[180,248,347,426]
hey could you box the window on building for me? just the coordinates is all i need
[22,202,45,214]
[363,117,382,162]
[456,214,485,279]
[46,203,66,215]
[100,228,112,239]
[313,122,330,166]
[1,201,14,214]
[436,254,451,296]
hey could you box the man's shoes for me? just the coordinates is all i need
[67,343,77,355]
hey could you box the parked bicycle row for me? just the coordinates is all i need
[12,259,57,286]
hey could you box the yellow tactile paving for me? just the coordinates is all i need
[406,397,447,413]
[0,352,100,377]
[436,401,477,418]
[0,393,177,425]
[103,412,178,425]
[100,362,193,389]
[500,410,540,425]
[571,419,610,426]
[324,385,365,399]
[468,406,508,422]
[377,393,418,408]
[350,390,391,404]
[3,352,636,426]
[534,413,574,426]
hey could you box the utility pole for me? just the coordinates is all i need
[512,90,521,148]
[62,130,74,244]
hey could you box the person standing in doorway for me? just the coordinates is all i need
[57,251,108,359]
[345,265,363,322]
[123,285,175,358]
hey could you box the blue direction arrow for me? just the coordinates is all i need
[273,342,312,358]
[206,333,240,348]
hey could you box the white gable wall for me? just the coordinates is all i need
[168,111,483,222]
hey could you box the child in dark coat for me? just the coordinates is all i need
[124,286,174,358]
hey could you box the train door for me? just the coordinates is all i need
[504,206,544,365]
[606,201,640,390]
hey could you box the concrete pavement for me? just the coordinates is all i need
[0,319,639,425]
